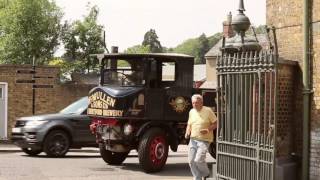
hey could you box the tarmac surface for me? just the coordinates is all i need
[0,141,99,153]
[0,141,216,180]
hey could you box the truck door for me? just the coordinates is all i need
[145,89,165,120]
[164,87,191,121]
[161,61,192,121]
[145,60,165,120]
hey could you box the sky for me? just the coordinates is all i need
[55,0,266,52]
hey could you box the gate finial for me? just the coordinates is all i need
[232,0,250,37]
[238,0,245,13]
[222,0,262,53]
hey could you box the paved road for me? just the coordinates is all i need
[0,145,216,180]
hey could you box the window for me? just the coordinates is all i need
[102,59,145,86]
[162,62,175,81]
[60,97,88,115]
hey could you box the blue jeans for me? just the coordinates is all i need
[188,139,210,180]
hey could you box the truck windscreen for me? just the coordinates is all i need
[102,59,145,86]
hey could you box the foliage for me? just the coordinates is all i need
[174,38,199,56]
[171,32,222,64]
[162,46,173,53]
[124,45,151,54]
[247,25,267,36]
[124,29,161,55]
[0,0,7,9]
[48,58,82,81]
[0,0,63,64]
[61,4,105,73]
[254,25,266,34]
[142,29,163,53]
[197,33,210,64]
[117,60,130,67]
[208,33,222,48]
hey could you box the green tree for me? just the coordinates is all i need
[208,33,222,48]
[173,38,199,56]
[48,58,82,81]
[142,29,163,53]
[124,45,150,54]
[254,25,266,34]
[0,0,7,9]
[162,46,171,53]
[170,32,222,64]
[196,33,210,64]
[61,5,105,72]
[247,25,266,35]
[0,0,63,64]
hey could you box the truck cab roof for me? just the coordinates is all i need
[91,53,194,63]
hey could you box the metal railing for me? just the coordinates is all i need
[216,50,278,180]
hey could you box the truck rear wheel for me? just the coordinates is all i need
[99,144,129,165]
[138,128,168,173]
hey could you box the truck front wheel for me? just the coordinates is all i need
[99,144,129,165]
[138,128,169,173]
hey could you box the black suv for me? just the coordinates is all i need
[11,97,97,157]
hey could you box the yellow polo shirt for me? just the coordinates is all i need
[188,106,217,142]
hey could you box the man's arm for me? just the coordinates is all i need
[208,109,217,131]
[185,124,191,139]
[200,121,217,134]
[200,108,217,134]
[208,121,217,131]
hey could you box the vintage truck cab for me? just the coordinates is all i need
[88,53,216,172]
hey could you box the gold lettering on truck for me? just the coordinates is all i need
[87,108,103,116]
[103,110,123,117]
[88,91,123,117]
[89,91,117,109]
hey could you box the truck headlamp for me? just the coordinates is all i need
[123,123,133,136]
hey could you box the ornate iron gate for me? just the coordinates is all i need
[216,49,278,180]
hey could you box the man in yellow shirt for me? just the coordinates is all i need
[185,94,217,180]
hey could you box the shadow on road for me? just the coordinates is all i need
[120,162,216,177]
[21,154,101,158]
[126,154,187,158]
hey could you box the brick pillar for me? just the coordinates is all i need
[223,12,234,38]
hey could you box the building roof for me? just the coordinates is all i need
[205,39,224,58]
[205,34,269,58]
[199,80,217,89]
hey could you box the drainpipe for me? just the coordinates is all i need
[302,0,310,179]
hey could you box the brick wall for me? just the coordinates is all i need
[0,65,95,137]
[277,61,298,157]
[267,0,320,179]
